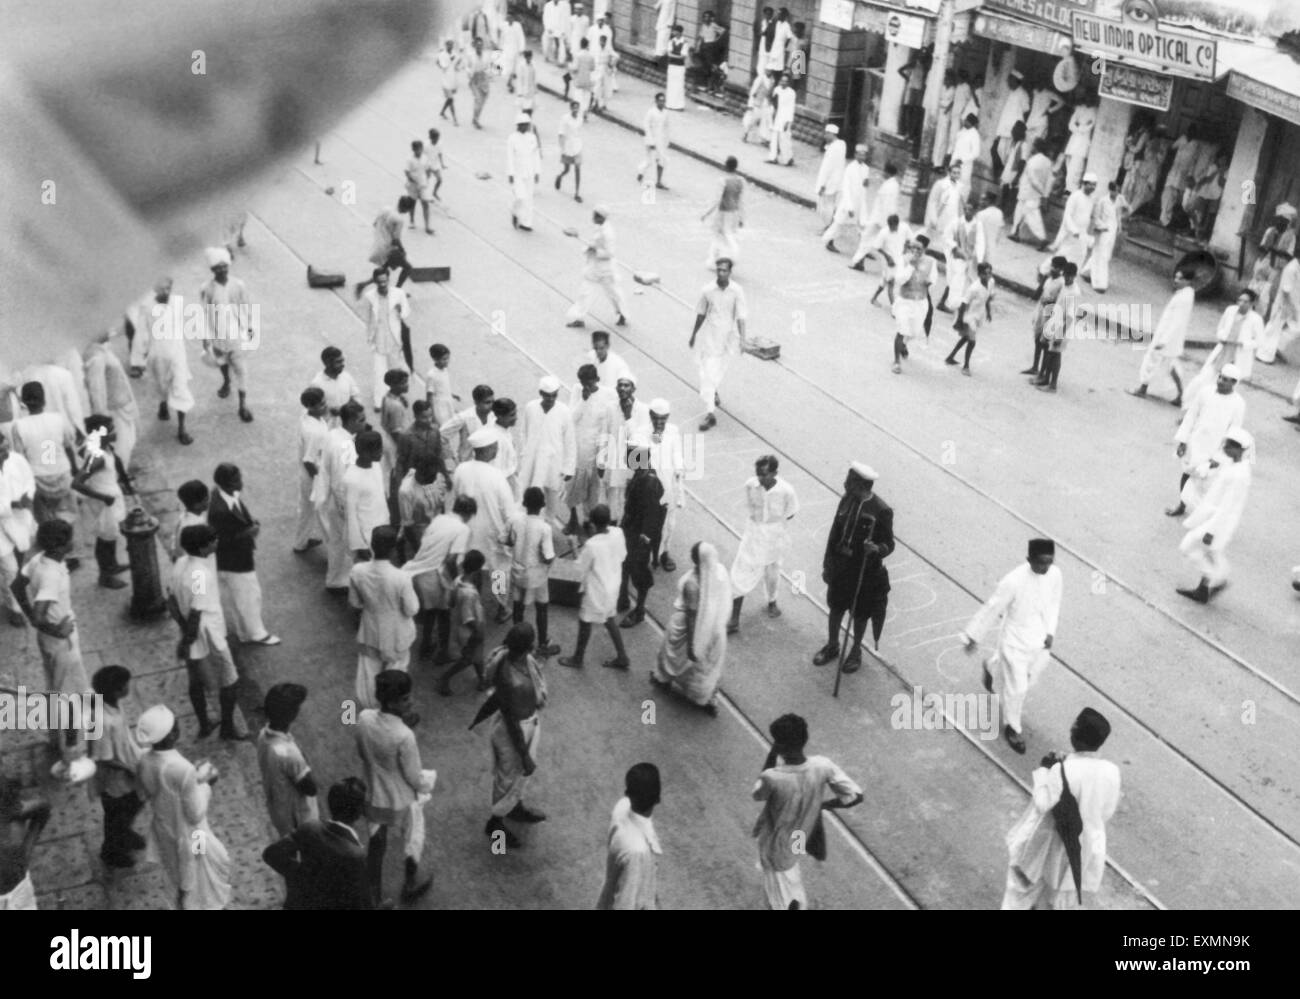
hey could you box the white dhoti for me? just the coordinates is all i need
[511,175,536,228]
[666,64,686,110]
[638,144,668,178]
[111,407,139,471]
[149,355,195,413]
[697,351,733,414]
[817,194,838,224]
[1139,347,1182,390]
[1013,198,1046,243]
[944,252,968,303]
[1179,529,1230,587]
[894,298,927,340]
[490,712,540,816]
[295,469,325,549]
[1050,231,1090,268]
[768,125,793,165]
[218,569,270,643]
[988,645,1050,734]
[565,272,627,324]
[0,549,23,614]
[659,503,678,558]
[760,861,806,910]
[323,498,353,589]
[355,647,411,711]
[1000,866,1080,910]
[730,521,787,602]
[821,209,862,247]
[0,873,38,910]
[1081,229,1116,292]
[706,210,742,267]
[210,344,250,392]
[1255,313,1297,364]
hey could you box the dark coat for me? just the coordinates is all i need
[208,490,257,573]
[263,820,373,910]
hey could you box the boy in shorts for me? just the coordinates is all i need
[506,486,559,657]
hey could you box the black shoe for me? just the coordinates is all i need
[841,651,862,674]
[982,664,993,693]
[619,610,645,628]
[507,804,547,823]
[602,657,631,670]
[400,876,433,903]
[701,702,718,717]
[616,314,627,326]
[1164,504,1186,518]
[1004,726,1026,754]
[326,586,349,596]
[1019,368,1038,376]
[1176,583,1209,604]
[944,357,959,365]
[217,384,231,399]
[660,554,677,572]
[1282,414,1300,425]
[812,643,838,667]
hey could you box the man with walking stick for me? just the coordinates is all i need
[811,463,894,686]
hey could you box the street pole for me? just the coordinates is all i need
[907,0,956,224]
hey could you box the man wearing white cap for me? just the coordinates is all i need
[962,538,1062,755]
[814,124,846,225]
[1131,267,1193,406]
[1167,366,1245,518]
[133,278,195,446]
[822,144,869,252]
[507,114,541,232]
[565,205,628,328]
[451,425,517,618]
[812,463,893,674]
[135,704,233,910]
[690,259,747,431]
[1177,429,1252,604]
[607,375,651,522]
[647,399,685,572]
[1042,174,1096,269]
[519,375,577,543]
[199,247,256,424]
[358,268,414,412]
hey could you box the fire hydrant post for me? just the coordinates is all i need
[119,506,167,619]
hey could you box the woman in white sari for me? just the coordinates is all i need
[651,541,731,716]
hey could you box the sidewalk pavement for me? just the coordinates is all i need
[523,41,1299,406]
[0,447,281,911]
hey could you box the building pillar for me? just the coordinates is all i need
[878,42,910,134]
[1086,96,1132,189]
[1212,105,1268,267]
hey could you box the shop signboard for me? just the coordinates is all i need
[1227,72,1300,129]
[981,0,1095,33]
[1098,62,1174,111]
[1072,11,1217,80]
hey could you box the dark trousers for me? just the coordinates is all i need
[100,791,143,861]
[1042,350,1062,387]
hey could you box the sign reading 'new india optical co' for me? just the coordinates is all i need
[1071,12,1217,80]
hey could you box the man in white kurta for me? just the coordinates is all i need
[134,280,196,445]
[518,376,577,539]
[316,404,363,591]
[1013,142,1054,245]
[766,73,797,166]
[1133,270,1194,404]
[1256,253,1299,363]
[294,388,330,553]
[507,114,541,230]
[814,125,846,224]
[823,145,870,251]
[440,388,497,472]
[349,526,420,709]
[1080,182,1120,293]
[0,434,36,626]
[728,456,798,631]
[587,331,632,389]
[690,259,747,431]
[637,94,670,189]
[1177,430,1252,603]
[83,331,139,471]
[595,765,662,910]
[135,705,232,910]
[1185,293,1264,399]
[924,163,963,259]
[1001,708,1120,910]
[1043,174,1096,269]
[994,74,1030,171]
[344,432,388,557]
[647,399,685,572]
[1168,366,1245,517]
[359,272,413,411]
[451,429,518,616]
[950,115,981,197]
[1063,101,1097,193]
[568,366,616,529]
[961,539,1063,754]
[564,206,627,327]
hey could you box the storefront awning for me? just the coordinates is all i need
[1218,39,1300,127]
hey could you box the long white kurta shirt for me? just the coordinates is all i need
[451,458,515,559]
[519,399,576,491]
[815,139,846,200]
[1022,753,1120,893]
[137,748,232,909]
[570,386,617,473]
[1175,388,1245,472]
[1151,286,1195,356]
[360,286,411,359]
[836,160,870,220]
[595,796,662,910]
[961,563,1062,674]
[506,130,541,183]
[1183,458,1250,550]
